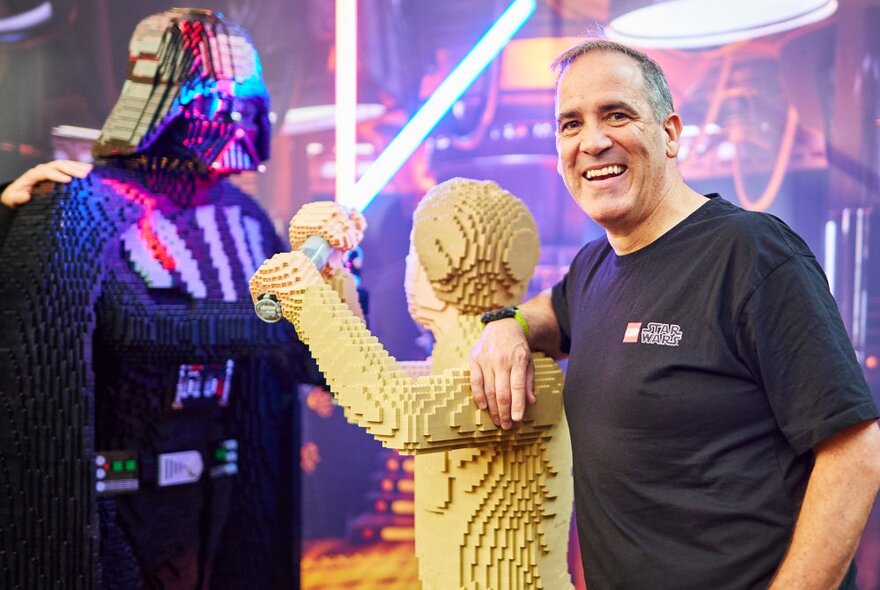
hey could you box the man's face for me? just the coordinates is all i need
[554,51,681,233]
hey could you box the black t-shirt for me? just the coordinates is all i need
[552,195,878,589]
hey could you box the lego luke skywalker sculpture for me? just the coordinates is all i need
[0,9,308,589]
[251,178,574,590]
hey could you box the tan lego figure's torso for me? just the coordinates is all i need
[416,316,573,590]
[250,178,574,589]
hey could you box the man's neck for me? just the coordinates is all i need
[606,184,708,256]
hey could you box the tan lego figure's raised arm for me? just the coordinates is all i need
[250,233,562,453]
[249,179,573,590]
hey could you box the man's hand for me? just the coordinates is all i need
[1,160,92,208]
[468,289,566,429]
[468,318,536,430]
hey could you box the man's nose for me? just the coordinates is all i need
[579,124,613,155]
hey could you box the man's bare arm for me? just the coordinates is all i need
[769,420,880,589]
[468,288,566,430]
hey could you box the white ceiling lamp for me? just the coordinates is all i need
[607,0,838,49]
[0,1,52,40]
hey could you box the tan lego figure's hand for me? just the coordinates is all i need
[285,201,368,316]
[286,201,366,283]
[249,251,324,325]
[288,201,366,251]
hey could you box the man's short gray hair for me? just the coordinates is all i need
[551,39,674,124]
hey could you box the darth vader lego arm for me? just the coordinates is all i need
[0,178,123,587]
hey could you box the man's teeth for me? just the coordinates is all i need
[585,165,624,180]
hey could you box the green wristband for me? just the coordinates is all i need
[512,308,530,339]
[480,305,529,339]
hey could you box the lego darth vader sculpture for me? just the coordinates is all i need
[0,9,307,589]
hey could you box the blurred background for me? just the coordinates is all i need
[1,0,878,587]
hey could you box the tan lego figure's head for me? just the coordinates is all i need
[405,178,539,327]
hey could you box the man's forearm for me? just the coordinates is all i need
[520,288,566,360]
[770,420,880,589]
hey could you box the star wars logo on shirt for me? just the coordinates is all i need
[623,322,683,346]
[172,359,234,409]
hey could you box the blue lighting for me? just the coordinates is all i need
[343,0,537,212]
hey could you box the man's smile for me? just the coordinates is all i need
[583,164,627,181]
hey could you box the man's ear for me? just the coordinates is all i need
[664,112,683,158]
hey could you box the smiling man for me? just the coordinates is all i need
[469,39,880,589]
[553,47,706,252]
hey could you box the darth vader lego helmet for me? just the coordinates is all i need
[93,8,271,172]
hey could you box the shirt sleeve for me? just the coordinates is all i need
[735,254,879,455]
[551,273,572,355]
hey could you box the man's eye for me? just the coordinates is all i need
[559,121,580,132]
[609,113,629,122]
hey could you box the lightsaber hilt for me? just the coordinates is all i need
[300,235,333,269]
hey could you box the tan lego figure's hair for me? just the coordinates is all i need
[412,178,539,315]
[249,180,573,590]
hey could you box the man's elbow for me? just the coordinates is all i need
[843,420,880,492]
[816,420,880,485]
[864,422,880,491]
